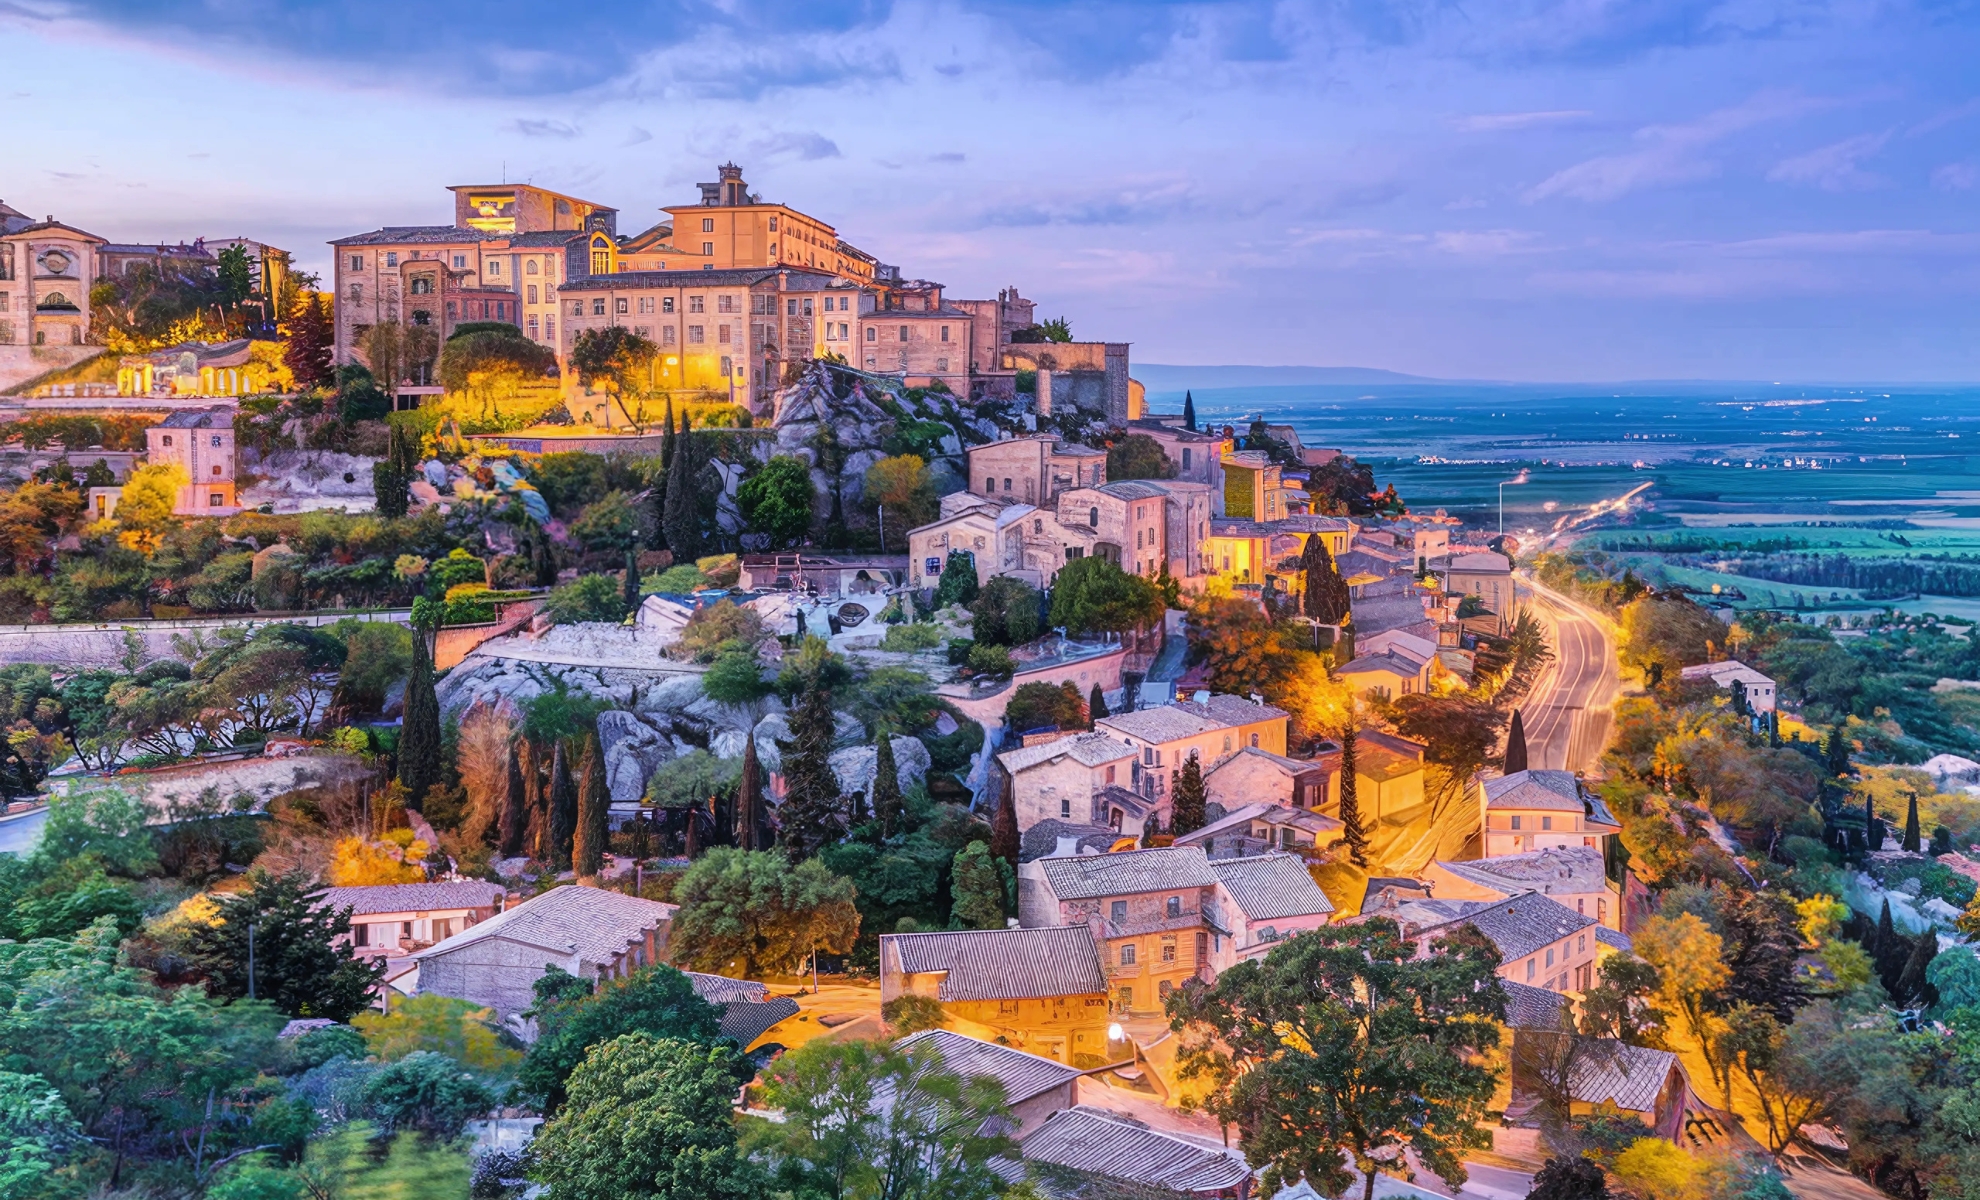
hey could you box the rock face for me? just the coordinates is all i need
[596,709,673,804]
[829,735,932,805]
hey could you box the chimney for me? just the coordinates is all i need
[1037,368,1053,417]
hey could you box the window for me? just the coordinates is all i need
[1597,898,1607,922]
[865,326,876,342]
[1060,796,1071,818]
[1250,733,1260,748]
[615,298,629,314]
[1578,934,1586,953]
[487,260,501,276]
[1577,898,1585,915]
[659,296,674,313]
[412,309,431,326]
[1166,896,1182,918]
[662,325,676,344]
[591,247,611,275]
[528,316,539,339]
[1541,816,1552,831]
[211,464,221,476]
[527,259,539,275]
[688,325,705,343]
[546,316,555,340]
[161,435,174,448]
[349,254,364,271]
[354,923,369,947]
[208,493,225,511]
[702,242,714,256]
[1118,987,1133,1008]
[1182,448,1191,470]
[1545,947,1556,968]
[453,254,466,269]
[1526,957,1536,981]
[689,295,705,313]
[769,216,779,232]
[898,325,909,342]
[940,325,950,342]
[721,355,734,376]
[702,218,715,233]
[1089,507,1099,528]
[1110,900,1127,921]
[1120,944,1136,965]
[528,284,539,304]
[634,325,649,338]
[1105,765,1115,783]
[718,295,737,313]
[636,296,651,314]
[385,252,399,267]
[409,276,432,295]
[348,283,363,304]
[937,357,948,372]
[1510,815,1522,831]
[592,299,606,315]
[572,300,585,316]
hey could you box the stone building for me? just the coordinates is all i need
[1095,693,1290,804]
[146,408,241,516]
[965,434,1107,507]
[997,731,1138,832]
[1478,769,1623,858]
[318,881,508,965]
[0,203,105,387]
[999,340,1132,424]
[1018,846,1219,1016]
[877,926,1111,1064]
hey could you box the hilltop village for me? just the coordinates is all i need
[2,166,1978,1200]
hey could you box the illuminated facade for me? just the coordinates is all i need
[661,163,877,284]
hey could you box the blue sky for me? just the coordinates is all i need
[5,0,1978,381]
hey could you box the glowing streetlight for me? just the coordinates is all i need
[1498,470,1530,536]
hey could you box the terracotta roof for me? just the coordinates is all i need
[1399,892,1597,961]
[1482,769,1586,813]
[1211,853,1334,921]
[998,731,1136,774]
[1039,846,1217,900]
[410,884,675,967]
[898,1029,1082,1105]
[1568,1042,1681,1113]
[1015,1106,1252,1194]
[884,926,1107,1002]
[317,881,507,916]
[1019,820,1127,863]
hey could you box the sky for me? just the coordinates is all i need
[5,0,1979,382]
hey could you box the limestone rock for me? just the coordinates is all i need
[829,734,932,804]
[596,710,673,803]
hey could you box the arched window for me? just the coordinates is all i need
[37,291,70,310]
[526,259,539,275]
[1089,507,1099,528]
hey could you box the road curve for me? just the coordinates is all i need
[1517,577,1622,775]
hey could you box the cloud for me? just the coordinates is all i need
[1526,91,1825,202]
[623,126,653,147]
[1767,131,1890,190]
[1934,162,1980,191]
[970,178,1197,228]
[1453,110,1594,132]
[507,118,580,139]
[746,131,841,161]
[929,152,966,163]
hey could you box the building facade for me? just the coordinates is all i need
[146,408,241,516]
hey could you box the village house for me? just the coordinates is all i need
[997,731,1139,833]
[853,280,977,394]
[1174,801,1344,858]
[0,206,105,380]
[1334,648,1432,700]
[1220,450,1299,521]
[1342,729,1429,823]
[1095,693,1290,804]
[897,1030,1082,1138]
[321,881,508,964]
[1441,550,1515,616]
[1017,846,1219,1016]
[877,926,1111,1064]
[145,408,242,516]
[907,494,1043,589]
[412,885,676,1030]
[1205,851,1337,970]
[1199,745,1338,813]
[1679,660,1779,713]
[1002,1106,1253,1198]
[1125,419,1230,495]
[967,434,1108,508]
[682,972,802,1049]
[1423,845,1620,928]
[1479,769,1622,858]
[1054,480,1173,578]
[1365,889,1601,995]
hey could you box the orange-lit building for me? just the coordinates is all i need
[660,162,877,284]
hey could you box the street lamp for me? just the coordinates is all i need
[1498,470,1530,536]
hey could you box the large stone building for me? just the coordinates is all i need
[147,408,242,516]
[877,926,1111,1064]
[0,201,106,389]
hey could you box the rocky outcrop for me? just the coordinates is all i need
[829,734,932,805]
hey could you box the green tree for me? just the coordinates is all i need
[1182,390,1197,431]
[574,733,610,878]
[864,454,937,547]
[360,1050,495,1140]
[949,842,1005,930]
[214,243,255,310]
[1167,919,1505,1200]
[351,993,520,1075]
[190,871,383,1020]
[372,419,420,519]
[663,418,704,562]
[932,550,978,609]
[738,456,816,548]
[778,687,846,860]
[518,965,722,1113]
[569,490,645,557]
[753,1037,1012,1200]
[547,741,577,871]
[702,646,770,708]
[546,573,628,625]
[871,733,903,837]
[1903,790,1922,853]
[1619,594,1726,685]
[670,849,862,979]
[1088,681,1109,726]
[438,328,558,422]
[737,729,767,852]
[1170,754,1207,835]
[971,575,1041,646]
[1300,534,1351,624]
[0,1069,82,1199]
[1004,681,1087,736]
[1106,434,1176,481]
[1526,1156,1608,1200]
[1048,555,1163,638]
[530,1034,761,1200]
[398,621,441,806]
[568,326,658,427]
[623,548,642,615]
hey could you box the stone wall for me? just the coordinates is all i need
[0,344,103,394]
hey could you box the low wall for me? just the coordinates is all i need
[48,749,373,820]
[0,609,411,667]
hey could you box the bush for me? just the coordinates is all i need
[359,1050,496,1139]
[675,600,764,663]
[1005,681,1087,735]
[881,994,945,1035]
[881,623,944,653]
[651,564,710,593]
[946,638,975,666]
[971,575,1041,646]
[967,643,1015,677]
[545,573,626,625]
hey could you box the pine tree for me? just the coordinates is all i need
[950,841,1006,929]
[622,548,642,616]
[1866,792,1883,851]
[872,733,903,838]
[990,772,1020,868]
[373,420,418,519]
[1182,390,1196,432]
[1338,728,1369,866]
[662,415,702,561]
[1894,926,1940,1008]
[737,728,765,851]
[282,292,334,391]
[1088,682,1109,728]
[548,741,577,872]
[777,687,844,860]
[397,625,440,808]
[1170,755,1208,835]
[1299,534,1351,624]
[1503,710,1529,775]
[1826,726,1852,776]
[499,739,527,857]
[1904,791,1922,853]
[573,732,610,877]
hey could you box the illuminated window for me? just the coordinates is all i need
[1161,943,1176,962]
[590,248,612,275]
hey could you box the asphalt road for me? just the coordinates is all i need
[1518,578,1622,775]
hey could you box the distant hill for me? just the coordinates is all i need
[1133,364,1446,392]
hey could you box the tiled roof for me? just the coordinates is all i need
[1039,846,1217,901]
[1415,892,1597,961]
[1097,695,1286,746]
[507,229,584,247]
[884,926,1107,1002]
[1016,1106,1252,1193]
[1500,979,1569,1029]
[683,971,770,1005]
[1019,820,1125,864]
[1095,480,1170,500]
[317,881,506,916]
[4,219,106,242]
[1597,926,1634,953]
[1482,770,1586,813]
[1175,802,1342,848]
[155,406,233,429]
[1201,746,1318,780]
[720,996,800,1046]
[330,225,488,246]
[556,267,786,291]
[1433,846,1609,896]
[1349,594,1435,636]
[998,731,1135,774]
[1273,514,1355,533]
[1679,661,1775,686]
[1568,1043,1681,1113]
[1211,852,1334,921]
[1445,551,1512,573]
[898,1029,1082,1104]
[1335,651,1426,678]
[1092,784,1158,822]
[411,884,675,967]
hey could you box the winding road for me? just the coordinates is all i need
[1518,577,1623,775]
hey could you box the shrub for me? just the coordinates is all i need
[359,1050,496,1139]
[675,599,764,663]
[945,638,976,666]
[651,564,710,593]
[1005,681,1086,735]
[881,623,944,653]
[971,575,1041,646]
[881,994,945,1035]
[967,643,1015,677]
[545,573,626,625]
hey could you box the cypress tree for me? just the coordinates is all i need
[1170,755,1208,835]
[499,739,527,857]
[1894,926,1940,1008]
[777,686,844,860]
[1504,710,1529,775]
[1088,682,1109,728]
[1182,390,1196,432]
[623,548,642,616]
[737,728,764,851]
[989,771,1020,868]
[519,737,545,861]
[872,734,903,838]
[662,414,702,561]
[1299,534,1350,624]
[397,625,440,808]
[1338,728,1369,866]
[548,740,577,872]
[373,421,417,519]
[573,732,610,877]
[1903,791,1922,853]
[1826,726,1851,776]
[1872,898,1896,969]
